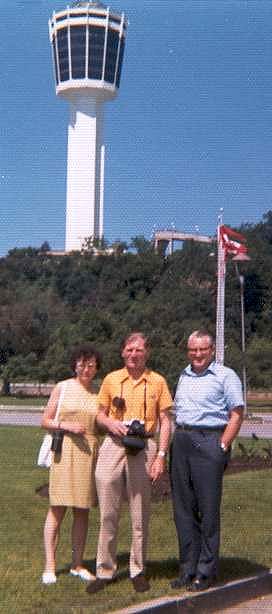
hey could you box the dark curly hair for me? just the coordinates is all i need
[70,343,102,372]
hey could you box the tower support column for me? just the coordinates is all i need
[65,94,104,251]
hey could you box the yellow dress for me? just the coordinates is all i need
[49,378,98,508]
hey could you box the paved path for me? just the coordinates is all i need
[0,410,42,426]
[222,593,272,612]
[114,573,272,614]
[1,409,272,437]
[239,416,272,438]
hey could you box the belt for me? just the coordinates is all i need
[176,424,226,433]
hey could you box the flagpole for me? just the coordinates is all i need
[232,254,251,415]
[215,211,225,364]
[235,266,247,413]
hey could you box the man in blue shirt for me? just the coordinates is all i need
[170,329,244,592]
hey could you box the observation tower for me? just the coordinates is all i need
[48,1,127,251]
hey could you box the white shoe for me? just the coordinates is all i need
[70,568,96,582]
[42,572,57,584]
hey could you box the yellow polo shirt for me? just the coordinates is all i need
[98,367,173,434]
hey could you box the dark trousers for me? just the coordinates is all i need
[170,428,230,579]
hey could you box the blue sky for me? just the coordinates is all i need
[1,0,272,255]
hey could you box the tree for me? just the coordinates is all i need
[81,236,109,253]
[130,236,153,255]
[0,214,272,387]
[40,241,51,252]
[110,240,128,255]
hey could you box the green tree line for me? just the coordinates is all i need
[0,212,271,392]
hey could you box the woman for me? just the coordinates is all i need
[41,343,101,584]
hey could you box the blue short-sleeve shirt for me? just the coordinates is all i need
[174,361,244,427]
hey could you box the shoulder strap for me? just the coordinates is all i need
[54,381,67,424]
[120,379,147,421]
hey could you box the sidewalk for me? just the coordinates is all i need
[223,593,272,612]
[112,571,272,613]
[0,410,41,426]
[1,407,272,437]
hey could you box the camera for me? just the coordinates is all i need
[51,431,64,454]
[122,420,146,455]
[127,420,145,438]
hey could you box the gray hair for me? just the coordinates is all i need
[121,331,151,351]
[187,330,215,347]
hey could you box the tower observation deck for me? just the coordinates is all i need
[49,1,127,251]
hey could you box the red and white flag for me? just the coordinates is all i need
[219,225,248,258]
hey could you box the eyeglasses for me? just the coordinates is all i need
[187,346,212,354]
[76,361,96,370]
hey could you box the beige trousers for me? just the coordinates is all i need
[95,435,157,579]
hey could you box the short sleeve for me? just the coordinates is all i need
[158,377,173,412]
[98,375,112,409]
[224,370,244,411]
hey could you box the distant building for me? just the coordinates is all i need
[48,1,128,251]
[154,230,213,255]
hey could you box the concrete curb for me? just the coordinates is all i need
[113,570,272,613]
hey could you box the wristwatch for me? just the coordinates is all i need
[158,450,166,458]
[220,441,228,453]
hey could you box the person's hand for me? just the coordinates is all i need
[63,422,86,435]
[108,419,128,437]
[149,455,166,483]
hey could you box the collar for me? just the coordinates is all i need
[184,360,217,377]
[118,367,152,384]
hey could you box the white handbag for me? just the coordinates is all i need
[37,382,66,468]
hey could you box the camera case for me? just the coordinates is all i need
[51,431,64,454]
[122,420,146,455]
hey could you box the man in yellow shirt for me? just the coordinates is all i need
[87,331,172,594]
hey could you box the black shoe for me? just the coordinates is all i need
[170,574,195,590]
[86,577,113,594]
[132,574,150,593]
[188,575,215,592]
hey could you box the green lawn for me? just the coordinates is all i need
[0,426,271,613]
